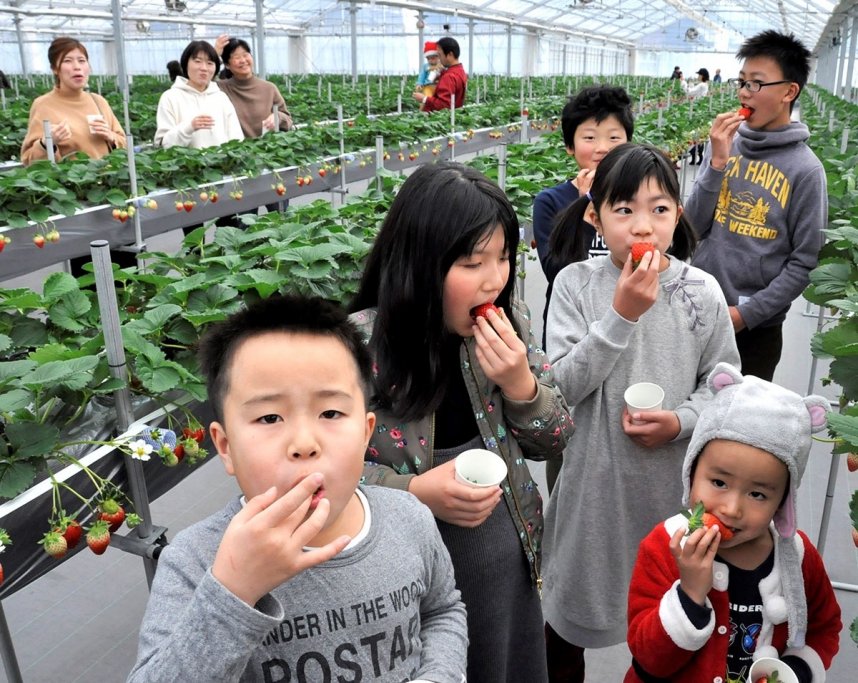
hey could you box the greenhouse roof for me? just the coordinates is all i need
[0,0,852,54]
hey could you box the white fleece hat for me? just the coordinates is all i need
[681,363,829,647]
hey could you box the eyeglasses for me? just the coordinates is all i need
[726,78,793,93]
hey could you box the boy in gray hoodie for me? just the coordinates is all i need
[128,295,467,683]
[685,31,826,381]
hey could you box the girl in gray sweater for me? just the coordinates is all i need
[542,144,740,681]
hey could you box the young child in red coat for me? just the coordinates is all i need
[626,363,841,683]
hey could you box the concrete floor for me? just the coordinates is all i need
[1,163,857,682]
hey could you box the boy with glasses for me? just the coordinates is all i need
[685,31,826,381]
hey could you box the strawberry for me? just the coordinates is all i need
[33,234,46,249]
[41,531,68,559]
[209,192,218,203]
[318,168,327,177]
[630,242,655,269]
[0,236,9,253]
[59,519,83,549]
[470,303,500,321]
[46,229,60,243]
[183,200,194,212]
[86,520,111,555]
[738,106,753,119]
[99,499,126,532]
[175,201,184,212]
[0,562,3,584]
[846,452,858,472]
[682,501,734,541]
[199,191,208,202]
[755,671,783,683]
[173,443,185,462]
[853,527,858,548]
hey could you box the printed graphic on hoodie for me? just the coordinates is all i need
[714,155,790,240]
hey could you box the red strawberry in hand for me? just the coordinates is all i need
[682,501,734,541]
[469,303,500,321]
[630,242,655,270]
[738,106,753,119]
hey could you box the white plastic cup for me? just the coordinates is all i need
[86,114,104,133]
[748,657,799,683]
[624,382,665,425]
[454,449,508,487]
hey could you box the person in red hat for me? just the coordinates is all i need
[413,37,467,112]
[415,40,444,106]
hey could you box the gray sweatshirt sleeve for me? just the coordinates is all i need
[546,266,638,406]
[128,549,284,682]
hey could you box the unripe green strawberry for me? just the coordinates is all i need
[86,520,111,555]
[41,531,68,559]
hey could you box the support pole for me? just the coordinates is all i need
[350,1,358,85]
[13,12,27,77]
[0,601,23,683]
[110,0,131,136]
[255,0,266,79]
[90,240,157,586]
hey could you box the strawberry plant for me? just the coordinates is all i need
[802,85,858,646]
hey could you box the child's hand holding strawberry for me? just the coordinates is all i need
[471,306,538,402]
[211,473,349,607]
[612,247,661,322]
[668,521,721,606]
[704,110,745,171]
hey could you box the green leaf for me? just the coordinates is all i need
[135,357,181,393]
[0,461,40,499]
[42,272,80,303]
[47,290,91,332]
[0,389,32,412]
[0,289,43,310]
[105,188,128,205]
[9,318,48,348]
[808,261,853,296]
[827,412,858,451]
[21,356,99,390]
[91,376,126,394]
[5,421,60,459]
[0,334,10,353]
[0,360,37,384]
[142,304,183,330]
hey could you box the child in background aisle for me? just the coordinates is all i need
[350,162,572,683]
[684,31,826,381]
[542,143,740,682]
[128,295,468,682]
[626,363,840,682]
[532,85,633,492]
[415,41,444,107]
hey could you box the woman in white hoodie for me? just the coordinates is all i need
[155,40,243,149]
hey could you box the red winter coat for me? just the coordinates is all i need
[626,515,840,683]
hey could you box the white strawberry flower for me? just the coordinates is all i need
[128,439,153,462]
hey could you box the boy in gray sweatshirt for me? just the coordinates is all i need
[128,295,467,683]
[685,30,826,381]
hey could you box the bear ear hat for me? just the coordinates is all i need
[803,396,829,434]
[708,362,743,393]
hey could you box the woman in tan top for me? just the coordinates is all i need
[20,37,126,165]
[215,36,292,139]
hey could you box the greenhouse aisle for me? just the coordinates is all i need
[2,176,858,682]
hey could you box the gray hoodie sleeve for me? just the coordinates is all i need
[547,265,638,406]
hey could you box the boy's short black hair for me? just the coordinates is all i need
[737,30,811,93]
[561,85,634,150]
[198,295,373,422]
[436,37,460,59]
